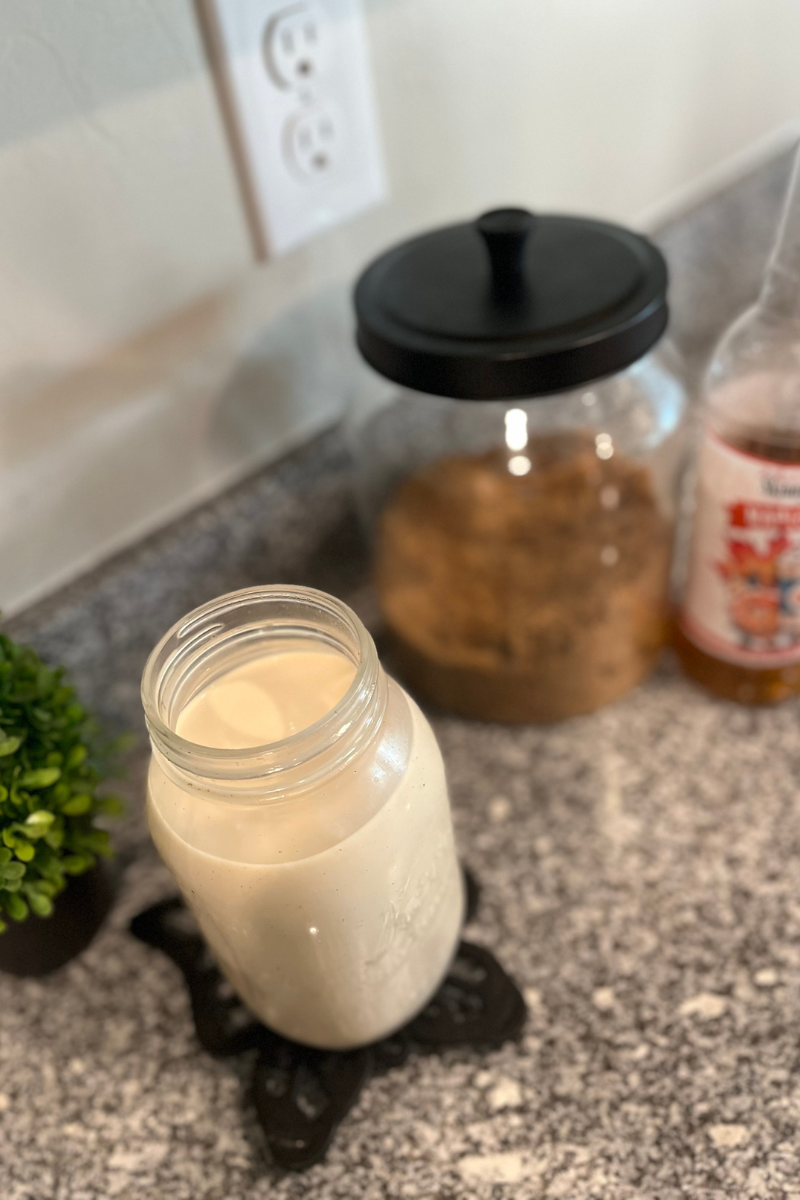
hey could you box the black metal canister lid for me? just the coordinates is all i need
[354,208,668,400]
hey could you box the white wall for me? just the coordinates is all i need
[4,0,800,612]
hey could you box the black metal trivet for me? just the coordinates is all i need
[129,867,525,1171]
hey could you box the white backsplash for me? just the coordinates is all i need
[4,0,800,612]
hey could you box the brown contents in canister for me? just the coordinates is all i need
[376,431,673,721]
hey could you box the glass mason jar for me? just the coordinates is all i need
[141,585,464,1050]
[350,208,689,722]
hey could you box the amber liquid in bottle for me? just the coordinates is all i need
[675,427,800,705]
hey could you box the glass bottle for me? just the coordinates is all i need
[677,147,800,703]
[141,585,464,1049]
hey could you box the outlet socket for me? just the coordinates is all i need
[265,2,328,89]
[284,103,341,178]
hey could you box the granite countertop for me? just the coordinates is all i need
[3,153,800,1199]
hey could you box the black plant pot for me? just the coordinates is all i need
[0,864,115,978]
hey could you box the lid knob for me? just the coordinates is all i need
[476,208,536,305]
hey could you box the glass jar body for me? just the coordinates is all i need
[142,587,464,1050]
[349,343,688,722]
[676,305,800,703]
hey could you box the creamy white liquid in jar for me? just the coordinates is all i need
[142,586,464,1050]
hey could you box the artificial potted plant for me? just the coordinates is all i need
[0,631,121,976]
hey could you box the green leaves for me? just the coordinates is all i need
[4,892,27,921]
[61,794,91,816]
[97,795,124,817]
[74,828,110,857]
[63,854,95,875]
[0,859,26,893]
[25,810,55,830]
[25,887,53,918]
[21,767,60,789]
[0,630,122,931]
[1,862,25,883]
[43,826,64,851]
[66,744,87,769]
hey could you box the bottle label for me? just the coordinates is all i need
[681,430,800,667]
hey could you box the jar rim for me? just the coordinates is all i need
[141,585,383,788]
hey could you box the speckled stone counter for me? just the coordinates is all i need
[3,152,800,1199]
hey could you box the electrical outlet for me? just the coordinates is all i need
[284,103,341,178]
[202,0,387,257]
[264,2,328,89]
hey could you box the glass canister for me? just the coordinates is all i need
[350,208,688,722]
[141,585,464,1050]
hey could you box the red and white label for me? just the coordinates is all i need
[681,430,800,667]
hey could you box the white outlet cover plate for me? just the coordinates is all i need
[203,0,388,256]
